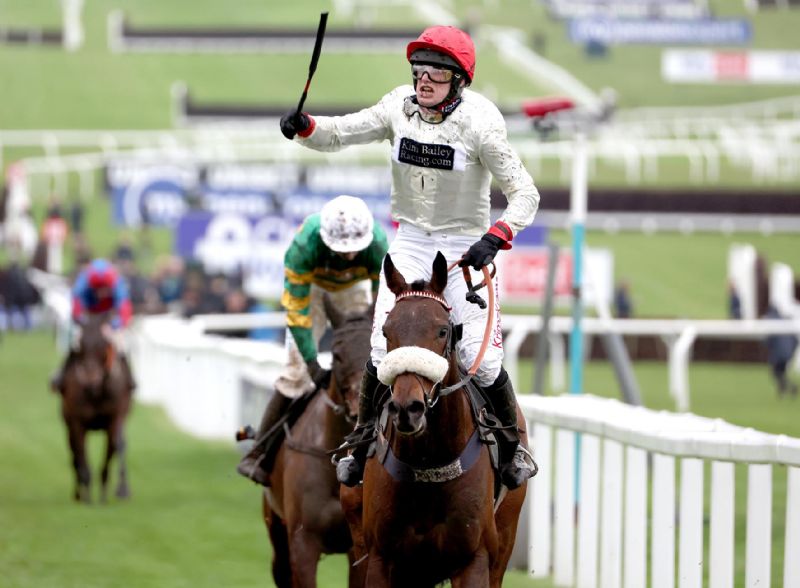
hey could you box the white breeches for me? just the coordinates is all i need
[275,281,372,398]
[370,223,504,387]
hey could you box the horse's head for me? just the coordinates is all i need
[378,252,454,435]
[73,313,114,394]
[323,294,373,421]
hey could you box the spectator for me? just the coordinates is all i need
[763,305,799,398]
[219,287,280,342]
[614,280,633,318]
[728,281,742,319]
[0,261,41,331]
[153,255,185,309]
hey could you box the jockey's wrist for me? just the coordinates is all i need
[486,221,513,250]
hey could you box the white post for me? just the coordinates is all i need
[600,439,623,588]
[745,464,773,588]
[554,429,576,586]
[678,458,704,588]
[652,453,676,588]
[531,423,553,578]
[624,447,647,588]
[710,461,735,588]
[577,434,600,588]
[61,0,84,51]
[785,467,800,587]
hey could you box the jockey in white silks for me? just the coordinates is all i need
[279,25,540,490]
[2,163,37,263]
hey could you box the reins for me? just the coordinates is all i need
[431,262,495,400]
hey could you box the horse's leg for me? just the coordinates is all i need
[68,423,91,503]
[347,549,368,588]
[114,423,130,499]
[287,527,322,588]
[341,485,368,588]
[451,549,491,588]
[263,494,292,588]
[364,551,392,588]
[100,423,116,503]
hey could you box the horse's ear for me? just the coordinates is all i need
[384,253,407,296]
[429,251,448,295]
[322,292,345,329]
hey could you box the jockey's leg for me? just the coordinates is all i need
[483,368,537,490]
[336,360,386,487]
[50,350,77,393]
[236,391,293,486]
[118,354,136,390]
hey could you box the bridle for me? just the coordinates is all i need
[390,263,495,409]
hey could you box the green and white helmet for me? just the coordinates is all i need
[319,195,374,253]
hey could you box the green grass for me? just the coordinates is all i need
[0,329,555,588]
[3,330,797,586]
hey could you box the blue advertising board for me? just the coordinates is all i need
[568,18,751,45]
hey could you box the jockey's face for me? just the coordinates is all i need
[94,286,112,298]
[414,69,452,108]
[336,251,358,261]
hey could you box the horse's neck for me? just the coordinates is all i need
[323,385,352,442]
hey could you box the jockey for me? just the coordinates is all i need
[237,195,389,486]
[50,258,135,393]
[280,25,540,490]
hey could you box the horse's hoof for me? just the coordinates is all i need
[116,486,131,499]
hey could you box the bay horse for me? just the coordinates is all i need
[344,251,528,587]
[262,295,372,587]
[58,312,133,503]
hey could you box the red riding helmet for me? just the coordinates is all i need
[87,259,117,289]
[407,26,476,82]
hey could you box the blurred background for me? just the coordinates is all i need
[1,1,799,587]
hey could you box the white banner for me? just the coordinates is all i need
[662,49,800,83]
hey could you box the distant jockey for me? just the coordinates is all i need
[50,258,135,393]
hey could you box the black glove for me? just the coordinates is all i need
[279,110,311,140]
[306,358,332,390]
[459,233,504,271]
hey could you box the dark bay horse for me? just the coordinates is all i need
[345,252,528,587]
[262,296,372,587]
[59,312,133,503]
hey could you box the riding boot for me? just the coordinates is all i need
[237,392,293,486]
[484,368,537,490]
[336,360,386,487]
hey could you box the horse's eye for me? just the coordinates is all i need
[438,327,449,338]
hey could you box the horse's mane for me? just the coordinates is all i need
[409,279,428,291]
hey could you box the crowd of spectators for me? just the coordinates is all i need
[2,194,282,343]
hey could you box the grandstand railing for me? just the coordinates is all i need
[124,313,800,588]
[3,127,800,196]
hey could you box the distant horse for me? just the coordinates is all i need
[262,295,372,588]
[59,312,133,503]
[345,252,528,587]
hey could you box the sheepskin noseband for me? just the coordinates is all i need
[377,346,449,386]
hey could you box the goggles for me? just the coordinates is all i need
[412,63,457,83]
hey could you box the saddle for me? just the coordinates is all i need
[259,387,321,472]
